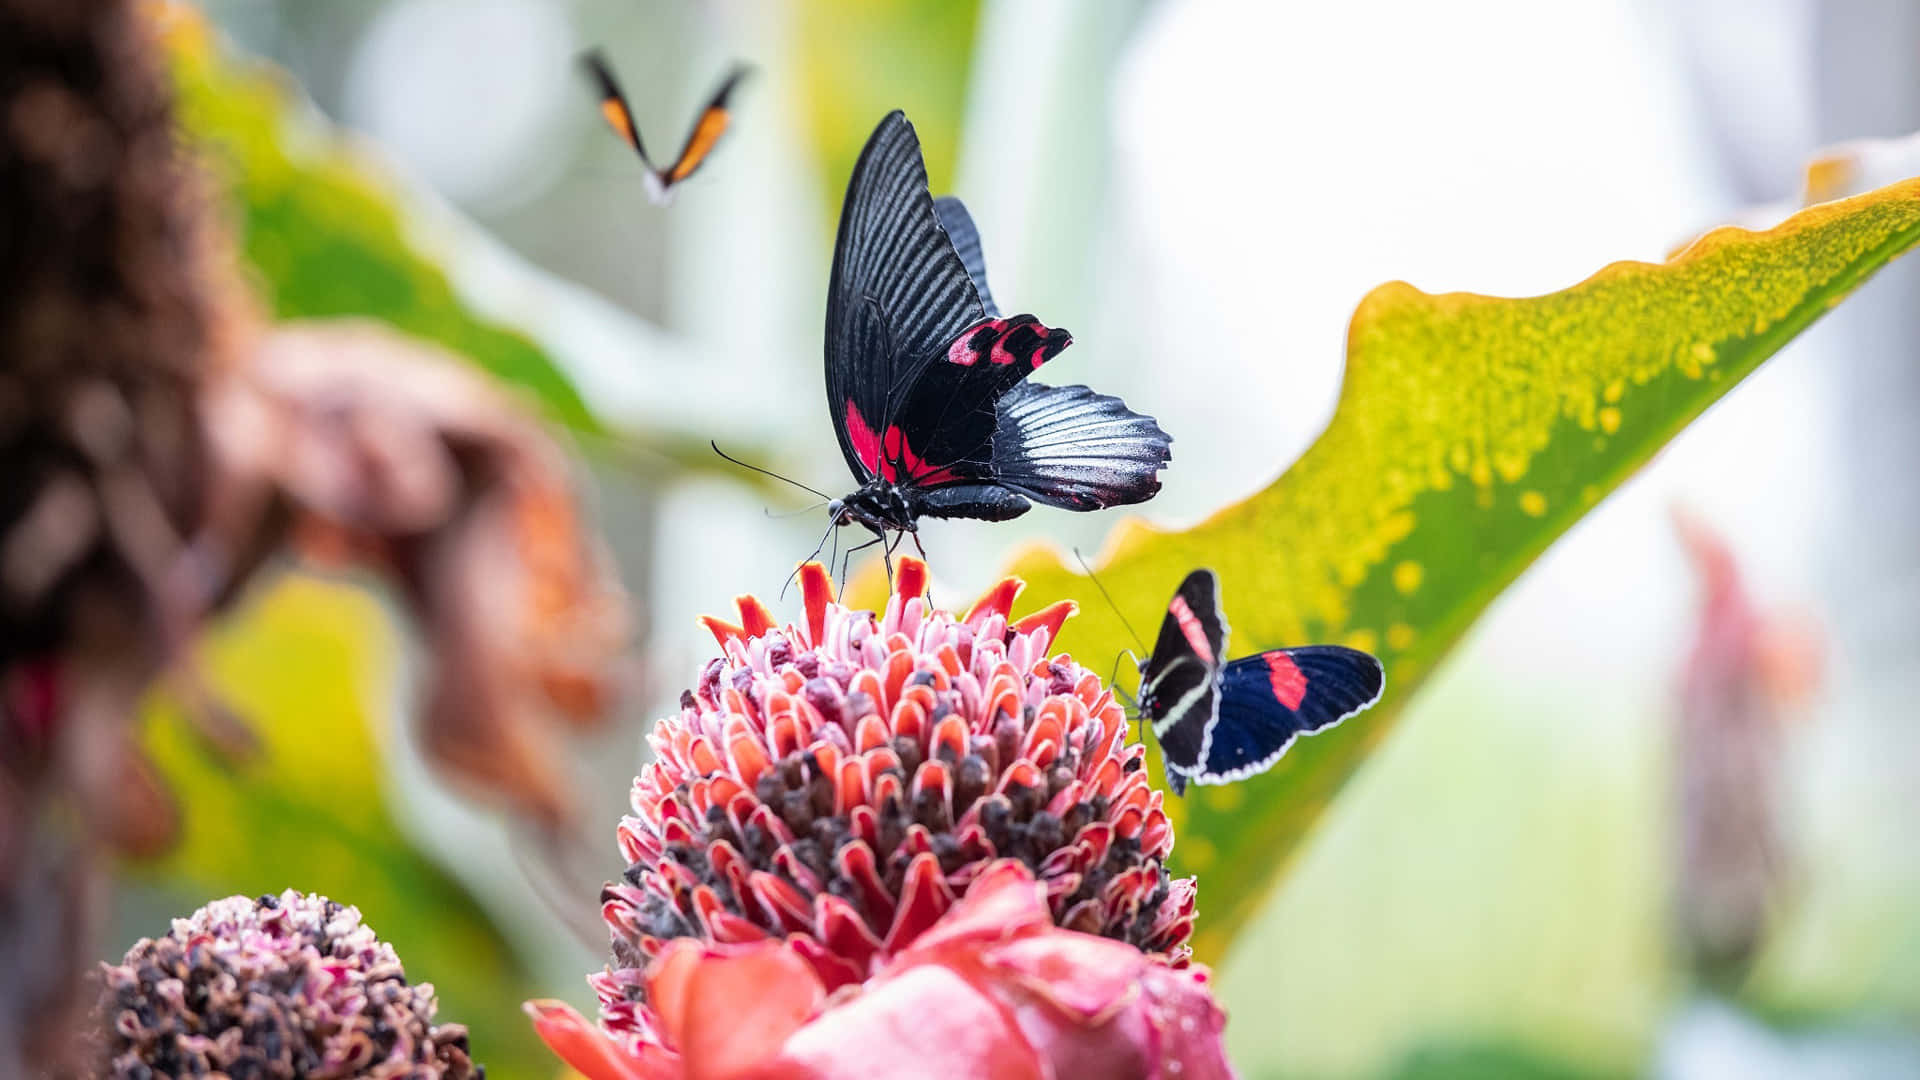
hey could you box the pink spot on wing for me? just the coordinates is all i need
[1168,595,1214,665]
[1263,651,1308,710]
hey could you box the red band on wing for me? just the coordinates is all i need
[845,401,882,475]
[848,401,960,486]
[884,424,960,485]
[1167,595,1214,665]
[1263,651,1308,710]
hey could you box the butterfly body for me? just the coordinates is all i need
[820,112,1171,557]
[1136,569,1384,795]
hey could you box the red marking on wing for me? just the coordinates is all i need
[1168,595,1214,665]
[852,404,961,486]
[882,424,960,486]
[945,317,1071,369]
[1263,651,1308,710]
[845,401,882,476]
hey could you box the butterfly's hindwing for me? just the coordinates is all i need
[933,196,997,317]
[1188,646,1385,786]
[990,382,1171,511]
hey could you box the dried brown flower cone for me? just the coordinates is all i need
[97,890,481,1079]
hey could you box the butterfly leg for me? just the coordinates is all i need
[879,529,906,588]
[783,512,843,600]
[837,530,886,596]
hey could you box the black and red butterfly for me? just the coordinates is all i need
[820,112,1171,565]
[1136,569,1384,795]
[582,50,749,205]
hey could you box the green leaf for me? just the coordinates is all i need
[158,11,599,434]
[129,577,552,1078]
[1003,177,1920,962]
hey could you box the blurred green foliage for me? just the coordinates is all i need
[797,0,980,218]
[1004,178,1920,963]
[160,9,599,434]
[133,577,551,1078]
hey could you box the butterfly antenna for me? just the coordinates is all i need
[1072,548,1148,654]
[763,500,831,520]
[711,441,832,500]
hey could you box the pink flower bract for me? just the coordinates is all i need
[532,861,1232,1080]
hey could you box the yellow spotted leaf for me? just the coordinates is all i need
[1002,176,1920,963]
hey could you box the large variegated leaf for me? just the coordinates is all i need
[1000,177,1920,961]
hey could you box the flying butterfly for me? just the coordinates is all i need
[582,50,749,205]
[1135,569,1384,795]
[814,111,1172,574]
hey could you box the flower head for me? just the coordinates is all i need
[600,557,1192,1016]
[97,889,479,1079]
[534,861,1232,1080]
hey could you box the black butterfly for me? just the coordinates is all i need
[582,50,749,206]
[1136,569,1384,795]
[820,112,1171,567]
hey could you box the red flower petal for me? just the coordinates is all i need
[963,577,1025,626]
[1009,600,1077,645]
[524,1000,666,1080]
[649,941,825,1080]
[735,594,778,639]
[902,861,1049,959]
[893,557,929,604]
[799,562,834,646]
[882,852,955,952]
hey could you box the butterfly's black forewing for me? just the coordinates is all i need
[824,112,988,485]
[1191,646,1384,786]
[1142,570,1227,693]
[581,50,655,170]
[1140,570,1228,781]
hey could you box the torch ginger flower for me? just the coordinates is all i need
[532,557,1230,1077]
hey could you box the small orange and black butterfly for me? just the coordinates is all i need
[581,49,749,205]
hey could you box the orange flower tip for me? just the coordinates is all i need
[736,594,778,639]
[798,561,833,643]
[963,576,1026,625]
[699,614,746,648]
[1010,599,1077,643]
[893,556,929,602]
